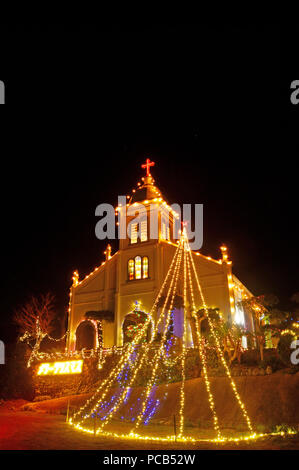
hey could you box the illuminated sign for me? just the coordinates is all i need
[37,360,83,376]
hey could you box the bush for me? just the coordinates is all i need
[0,342,35,401]
[259,355,284,372]
[277,334,295,366]
[205,348,219,369]
[241,349,259,366]
[273,424,297,434]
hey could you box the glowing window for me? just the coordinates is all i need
[135,256,142,279]
[142,256,149,279]
[130,223,138,244]
[140,220,148,242]
[234,306,245,326]
[128,259,134,280]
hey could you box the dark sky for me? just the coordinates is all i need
[0,23,297,344]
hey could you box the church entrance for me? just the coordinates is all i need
[122,311,152,344]
[75,320,96,351]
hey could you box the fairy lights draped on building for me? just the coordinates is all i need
[67,229,268,444]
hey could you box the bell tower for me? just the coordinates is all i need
[118,159,178,250]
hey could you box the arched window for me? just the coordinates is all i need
[128,256,150,280]
[75,321,96,351]
[135,256,142,279]
[129,221,148,243]
[128,259,134,280]
[142,256,149,279]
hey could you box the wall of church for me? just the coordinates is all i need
[115,242,159,346]
[68,256,118,350]
[68,237,252,351]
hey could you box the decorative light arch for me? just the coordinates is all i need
[121,301,154,346]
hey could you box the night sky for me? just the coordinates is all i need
[0,24,297,345]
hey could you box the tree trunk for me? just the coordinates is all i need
[259,338,264,362]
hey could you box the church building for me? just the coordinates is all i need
[66,160,254,353]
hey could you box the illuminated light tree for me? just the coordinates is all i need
[204,319,246,366]
[68,230,263,443]
[238,294,289,362]
[15,293,56,348]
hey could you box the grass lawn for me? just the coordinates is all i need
[1,410,299,450]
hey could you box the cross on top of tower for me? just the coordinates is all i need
[141,158,155,177]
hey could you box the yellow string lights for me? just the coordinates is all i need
[186,234,253,434]
[132,237,184,432]
[183,230,222,440]
[68,229,296,445]
[70,240,183,428]
[177,236,187,438]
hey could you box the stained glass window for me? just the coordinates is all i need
[135,256,142,279]
[142,256,149,279]
[128,259,134,280]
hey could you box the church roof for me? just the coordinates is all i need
[130,175,163,204]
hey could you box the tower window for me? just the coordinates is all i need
[128,256,150,280]
[140,220,148,242]
[129,220,147,244]
[130,223,138,244]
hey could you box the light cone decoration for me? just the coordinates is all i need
[69,230,295,444]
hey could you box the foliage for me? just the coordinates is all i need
[200,312,246,366]
[156,295,184,310]
[241,349,259,366]
[259,355,284,372]
[123,310,149,344]
[126,323,147,342]
[277,334,296,366]
[273,424,297,434]
[85,310,114,323]
[0,342,35,400]
[239,294,283,361]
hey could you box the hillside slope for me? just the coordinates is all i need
[24,372,299,429]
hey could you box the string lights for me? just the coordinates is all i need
[70,240,183,428]
[177,236,187,438]
[184,230,222,440]
[68,228,296,445]
[132,237,184,432]
[187,235,254,434]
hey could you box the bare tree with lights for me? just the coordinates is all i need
[14,293,56,362]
